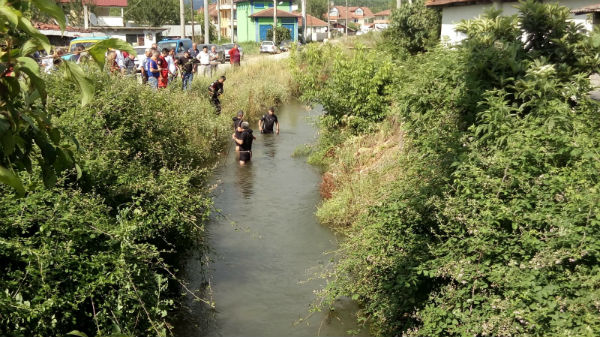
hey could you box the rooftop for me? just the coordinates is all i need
[57,0,128,7]
[374,9,392,16]
[293,12,328,27]
[571,4,600,14]
[249,8,300,18]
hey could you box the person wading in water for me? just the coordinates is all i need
[232,122,255,165]
[259,107,280,134]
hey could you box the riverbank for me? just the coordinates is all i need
[0,58,295,336]
[290,3,600,335]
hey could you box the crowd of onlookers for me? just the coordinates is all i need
[36,41,243,91]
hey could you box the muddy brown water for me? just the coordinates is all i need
[176,104,369,337]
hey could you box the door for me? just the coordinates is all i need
[283,24,295,41]
[260,24,272,41]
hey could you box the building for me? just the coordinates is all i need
[324,6,375,29]
[426,0,598,44]
[160,24,204,39]
[294,12,328,41]
[207,0,238,40]
[58,0,127,28]
[236,0,299,42]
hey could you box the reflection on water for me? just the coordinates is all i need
[235,159,255,199]
[176,104,369,337]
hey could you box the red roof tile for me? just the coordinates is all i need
[425,0,495,7]
[571,4,600,14]
[34,21,95,32]
[249,8,300,18]
[374,9,392,16]
[292,12,328,26]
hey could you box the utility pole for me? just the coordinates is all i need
[273,0,277,45]
[301,0,306,42]
[191,0,195,40]
[345,0,348,36]
[397,0,401,8]
[230,0,234,42]
[204,0,209,43]
[83,4,89,29]
[180,0,185,38]
[217,0,221,41]
[327,0,330,39]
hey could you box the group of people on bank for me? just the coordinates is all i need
[138,42,241,91]
[231,107,280,165]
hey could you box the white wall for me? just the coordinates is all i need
[440,0,597,44]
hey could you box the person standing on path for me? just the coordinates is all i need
[209,45,219,77]
[259,107,280,134]
[179,50,198,91]
[198,46,211,77]
[166,48,177,84]
[232,110,244,152]
[228,43,241,67]
[188,43,200,74]
[157,48,170,88]
[233,122,255,165]
[147,51,160,89]
[140,48,151,84]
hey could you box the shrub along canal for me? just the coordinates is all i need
[176,103,369,336]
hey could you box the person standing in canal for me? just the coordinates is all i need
[259,107,280,135]
[233,122,255,165]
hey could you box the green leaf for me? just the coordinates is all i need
[75,163,82,179]
[67,331,88,337]
[0,2,21,27]
[0,165,25,197]
[31,0,66,31]
[62,61,95,106]
[15,56,46,97]
[17,16,51,53]
[87,38,135,69]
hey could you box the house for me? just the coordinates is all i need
[206,1,237,40]
[235,0,299,42]
[324,6,374,29]
[294,12,328,41]
[374,9,392,24]
[58,0,127,28]
[426,0,598,44]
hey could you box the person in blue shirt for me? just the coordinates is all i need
[146,51,160,89]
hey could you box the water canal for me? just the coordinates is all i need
[177,104,369,336]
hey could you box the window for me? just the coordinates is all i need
[126,34,144,46]
[255,2,264,8]
[355,8,363,16]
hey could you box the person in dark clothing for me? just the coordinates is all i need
[259,106,280,134]
[178,50,198,90]
[208,76,226,114]
[232,110,244,151]
[233,122,255,165]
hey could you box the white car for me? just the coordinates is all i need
[260,41,277,54]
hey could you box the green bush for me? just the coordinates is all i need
[381,0,441,55]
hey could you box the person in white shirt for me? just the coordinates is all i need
[209,45,219,77]
[165,48,177,83]
[197,46,210,77]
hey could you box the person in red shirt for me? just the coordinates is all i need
[228,43,241,67]
[157,48,169,88]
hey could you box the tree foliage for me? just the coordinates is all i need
[382,0,441,55]
[124,0,180,27]
[267,26,292,42]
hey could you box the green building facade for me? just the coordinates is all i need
[236,0,298,42]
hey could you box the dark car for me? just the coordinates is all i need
[221,43,244,62]
[200,44,226,63]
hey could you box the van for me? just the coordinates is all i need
[157,38,193,56]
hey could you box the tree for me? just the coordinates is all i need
[267,26,292,42]
[382,0,441,55]
[0,0,134,196]
[124,0,180,26]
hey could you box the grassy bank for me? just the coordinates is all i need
[0,58,293,336]
[292,2,600,336]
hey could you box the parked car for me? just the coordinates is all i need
[62,36,110,60]
[157,38,192,57]
[221,43,244,62]
[133,47,147,71]
[279,40,292,52]
[199,44,226,63]
[260,41,277,54]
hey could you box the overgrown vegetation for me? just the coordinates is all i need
[291,1,600,335]
[1,56,293,336]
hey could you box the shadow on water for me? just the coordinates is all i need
[174,103,370,337]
